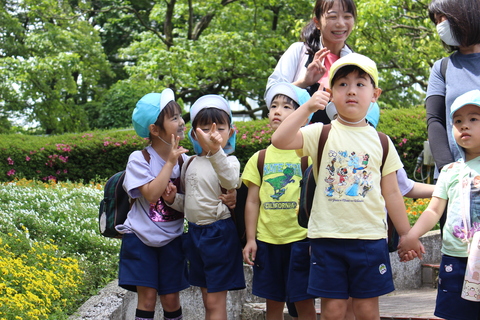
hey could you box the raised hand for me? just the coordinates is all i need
[166,134,189,166]
[302,48,329,86]
[304,84,331,113]
[195,123,222,155]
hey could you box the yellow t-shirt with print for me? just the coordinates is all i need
[242,145,309,244]
[297,120,403,240]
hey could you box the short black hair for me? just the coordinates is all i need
[428,0,480,52]
[192,108,231,130]
[331,65,376,88]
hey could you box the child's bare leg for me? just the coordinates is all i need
[266,299,285,320]
[352,297,380,320]
[320,298,348,320]
[159,292,181,312]
[344,297,354,320]
[294,298,317,320]
[200,287,227,320]
[137,286,158,311]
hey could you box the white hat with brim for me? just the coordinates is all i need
[265,83,310,109]
[132,88,175,138]
[190,94,232,124]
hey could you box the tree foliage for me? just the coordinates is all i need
[0,0,446,133]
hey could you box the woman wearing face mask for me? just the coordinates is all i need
[426,0,480,176]
[265,0,357,124]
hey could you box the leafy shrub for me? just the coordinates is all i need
[0,179,120,317]
[0,107,432,183]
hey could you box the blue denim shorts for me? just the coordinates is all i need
[118,233,189,295]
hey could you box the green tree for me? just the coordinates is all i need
[351,0,444,108]
[0,0,112,134]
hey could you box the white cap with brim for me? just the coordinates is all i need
[265,82,311,109]
[190,94,232,124]
[132,88,175,138]
[450,89,480,119]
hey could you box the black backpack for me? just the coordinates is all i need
[296,124,399,252]
[98,149,151,238]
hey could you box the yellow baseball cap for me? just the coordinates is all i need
[329,53,379,88]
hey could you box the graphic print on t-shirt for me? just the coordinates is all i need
[323,148,374,200]
[262,162,302,210]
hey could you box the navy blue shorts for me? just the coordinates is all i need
[118,233,189,295]
[252,238,316,303]
[308,238,394,299]
[435,255,480,320]
[185,218,245,293]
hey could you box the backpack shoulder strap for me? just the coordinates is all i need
[141,148,151,164]
[301,156,309,173]
[257,149,266,180]
[440,56,449,81]
[316,124,332,172]
[185,155,196,171]
[377,132,389,174]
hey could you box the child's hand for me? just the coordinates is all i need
[195,123,222,155]
[167,134,189,166]
[304,85,330,113]
[243,240,257,266]
[397,233,425,261]
[162,181,177,205]
[302,48,329,86]
[219,188,237,209]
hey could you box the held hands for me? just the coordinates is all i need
[397,233,426,262]
[195,123,222,155]
[162,181,177,204]
[219,188,237,209]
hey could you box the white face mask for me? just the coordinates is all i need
[436,20,460,47]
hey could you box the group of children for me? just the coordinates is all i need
[116,51,480,320]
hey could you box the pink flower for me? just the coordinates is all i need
[104,141,110,146]
[7,157,13,165]
[241,134,247,140]
[26,156,31,161]
[6,169,15,176]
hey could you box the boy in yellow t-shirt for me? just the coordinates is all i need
[242,82,316,320]
[271,53,424,319]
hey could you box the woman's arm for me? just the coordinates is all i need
[426,95,454,171]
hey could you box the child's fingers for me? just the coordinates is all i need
[209,123,217,134]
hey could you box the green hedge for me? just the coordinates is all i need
[0,107,431,183]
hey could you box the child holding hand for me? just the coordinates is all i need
[271,53,424,320]
[399,90,480,320]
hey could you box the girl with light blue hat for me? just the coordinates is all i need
[117,88,189,320]
[400,89,480,320]
[163,94,245,320]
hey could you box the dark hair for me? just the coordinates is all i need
[192,108,231,130]
[271,94,300,109]
[303,0,357,54]
[428,0,480,52]
[331,65,376,88]
[154,100,182,134]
